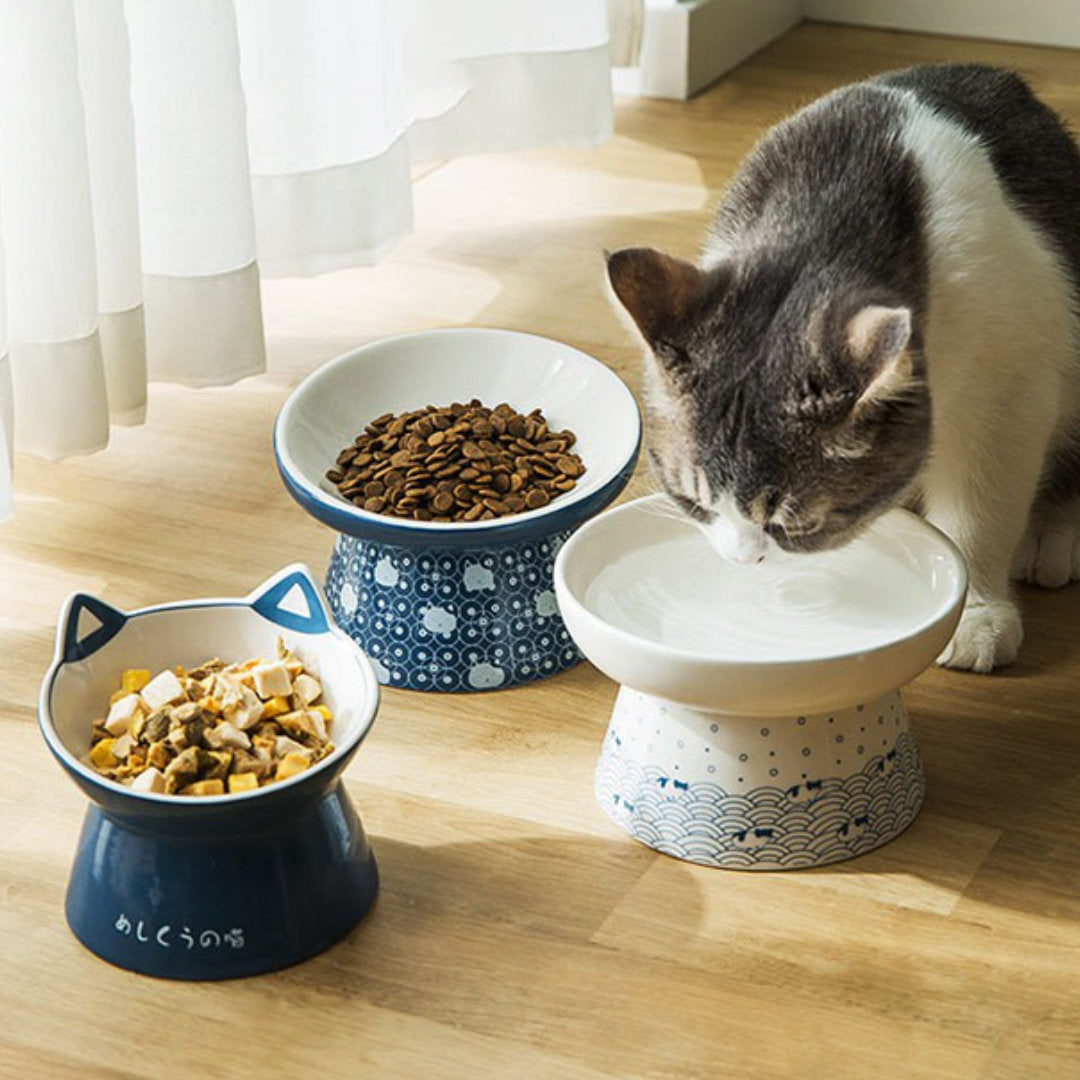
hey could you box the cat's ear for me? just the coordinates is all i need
[847,305,914,415]
[606,247,709,348]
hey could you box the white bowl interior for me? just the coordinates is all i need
[46,604,376,786]
[559,497,966,666]
[277,328,640,532]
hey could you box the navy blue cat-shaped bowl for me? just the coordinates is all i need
[274,328,641,692]
[37,564,381,980]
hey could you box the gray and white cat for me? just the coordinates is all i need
[607,64,1080,673]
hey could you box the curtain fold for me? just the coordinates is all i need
[0,0,613,523]
[76,0,147,423]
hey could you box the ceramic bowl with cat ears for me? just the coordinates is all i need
[274,328,642,693]
[38,564,380,979]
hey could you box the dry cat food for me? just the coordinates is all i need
[85,639,334,796]
[326,399,586,522]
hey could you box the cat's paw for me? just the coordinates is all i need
[1012,506,1080,588]
[937,600,1023,673]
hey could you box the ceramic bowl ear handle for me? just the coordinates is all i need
[249,564,331,634]
[60,594,128,663]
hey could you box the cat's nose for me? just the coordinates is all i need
[704,517,769,564]
[727,534,768,564]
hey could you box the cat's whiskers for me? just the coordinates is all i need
[643,493,699,524]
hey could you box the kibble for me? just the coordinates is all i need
[326,400,586,522]
[85,640,335,796]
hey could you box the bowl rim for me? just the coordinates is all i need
[273,326,643,546]
[554,493,969,671]
[38,572,381,808]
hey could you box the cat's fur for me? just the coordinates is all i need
[607,65,1080,673]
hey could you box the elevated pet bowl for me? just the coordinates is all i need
[554,495,967,869]
[274,328,640,692]
[38,565,380,979]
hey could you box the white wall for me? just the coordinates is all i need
[803,0,1080,50]
[616,0,802,99]
[619,0,1080,101]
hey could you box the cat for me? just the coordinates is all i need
[606,64,1080,673]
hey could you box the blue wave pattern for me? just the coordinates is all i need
[325,532,581,692]
[596,729,925,868]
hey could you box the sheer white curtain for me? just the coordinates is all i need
[0,0,613,521]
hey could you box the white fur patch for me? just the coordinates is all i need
[702,493,770,563]
[893,88,1080,661]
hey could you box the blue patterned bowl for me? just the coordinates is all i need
[37,565,380,978]
[555,495,967,869]
[274,328,641,692]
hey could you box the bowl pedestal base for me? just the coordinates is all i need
[595,687,924,870]
[325,533,582,692]
[64,781,378,979]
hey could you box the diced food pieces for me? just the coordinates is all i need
[274,735,311,759]
[166,726,189,752]
[231,748,273,779]
[277,710,317,741]
[250,661,293,700]
[275,753,311,782]
[198,695,222,717]
[121,669,151,694]
[129,766,166,794]
[146,741,171,770]
[181,779,225,797]
[86,639,335,797]
[186,659,225,680]
[163,746,204,794]
[138,708,171,745]
[140,668,188,710]
[227,772,259,794]
[292,673,322,706]
[306,709,328,743]
[104,692,143,736]
[227,685,264,731]
[202,750,233,780]
[260,695,291,719]
[203,720,251,751]
[171,701,201,723]
[89,738,118,769]
[111,733,135,760]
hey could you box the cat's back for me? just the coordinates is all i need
[877,64,1080,287]
[709,63,1080,322]
[712,80,913,249]
[709,80,923,290]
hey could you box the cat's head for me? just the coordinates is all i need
[607,246,930,561]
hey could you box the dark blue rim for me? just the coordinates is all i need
[273,429,642,549]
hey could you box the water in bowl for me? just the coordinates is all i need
[584,527,936,661]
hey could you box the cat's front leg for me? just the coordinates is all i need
[1011,495,1080,587]
[921,437,1041,673]
[937,597,1024,673]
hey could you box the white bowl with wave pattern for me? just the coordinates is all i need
[554,494,967,869]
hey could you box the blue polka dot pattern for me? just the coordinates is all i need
[325,532,582,691]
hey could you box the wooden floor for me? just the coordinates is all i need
[4,22,1080,1080]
